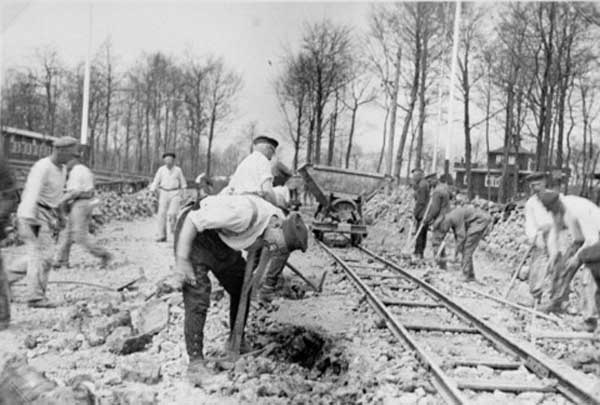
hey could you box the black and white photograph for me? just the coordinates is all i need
[2,1,600,403]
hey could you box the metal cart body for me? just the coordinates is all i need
[298,164,390,245]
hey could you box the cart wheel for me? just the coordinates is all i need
[351,234,363,246]
[313,230,324,242]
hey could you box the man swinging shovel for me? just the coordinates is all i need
[157,193,308,387]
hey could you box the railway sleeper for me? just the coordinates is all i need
[447,358,522,370]
[382,299,443,308]
[455,378,557,393]
[404,323,479,334]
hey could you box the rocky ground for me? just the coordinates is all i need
[1,187,599,404]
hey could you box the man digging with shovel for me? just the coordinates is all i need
[159,193,308,387]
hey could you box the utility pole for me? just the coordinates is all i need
[386,47,401,182]
[445,1,461,181]
[80,4,93,146]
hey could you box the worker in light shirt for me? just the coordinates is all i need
[53,152,112,268]
[8,136,78,308]
[150,152,187,242]
[220,135,280,207]
[536,191,600,332]
[162,194,307,387]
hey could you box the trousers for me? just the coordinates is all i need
[0,255,9,326]
[8,221,54,302]
[461,230,485,278]
[181,229,247,360]
[157,190,181,238]
[413,219,427,257]
[263,250,290,289]
[54,199,110,265]
[545,240,585,309]
[582,269,599,321]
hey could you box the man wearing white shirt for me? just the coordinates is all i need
[536,191,600,330]
[9,137,78,308]
[168,194,307,386]
[150,152,187,242]
[53,153,111,268]
[220,135,279,207]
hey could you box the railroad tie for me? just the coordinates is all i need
[447,358,522,370]
[403,324,479,334]
[382,299,443,308]
[455,378,557,393]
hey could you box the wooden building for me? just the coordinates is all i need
[454,146,536,202]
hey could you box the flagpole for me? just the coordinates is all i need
[80,4,93,145]
[445,1,461,180]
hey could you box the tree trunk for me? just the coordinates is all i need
[207,106,217,177]
[394,41,420,179]
[294,102,303,170]
[377,103,389,173]
[306,108,315,164]
[462,51,473,200]
[415,36,428,171]
[345,103,358,169]
[386,48,401,177]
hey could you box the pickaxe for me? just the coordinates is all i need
[285,262,326,293]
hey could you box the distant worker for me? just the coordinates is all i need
[411,168,430,260]
[150,152,187,242]
[424,174,452,268]
[165,194,307,386]
[8,137,79,308]
[0,159,18,329]
[432,205,492,281]
[53,151,112,268]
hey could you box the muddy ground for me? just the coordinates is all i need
[1,211,599,404]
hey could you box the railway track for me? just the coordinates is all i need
[317,241,600,405]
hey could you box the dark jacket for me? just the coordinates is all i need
[436,206,492,253]
[424,183,451,226]
[579,240,600,264]
[0,160,18,240]
[413,179,430,220]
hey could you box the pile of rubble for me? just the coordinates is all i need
[91,189,158,227]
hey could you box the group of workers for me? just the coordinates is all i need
[3,132,600,391]
[0,133,308,388]
[410,168,600,333]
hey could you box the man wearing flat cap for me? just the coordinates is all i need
[221,135,281,207]
[424,173,452,268]
[163,193,308,386]
[8,136,79,308]
[411,168,430,261]
[150,152,187,242]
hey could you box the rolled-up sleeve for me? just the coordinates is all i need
[178,168,187,189]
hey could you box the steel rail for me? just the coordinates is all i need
[317,240,468,405]
[359,246,600,405]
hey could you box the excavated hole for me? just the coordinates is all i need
[266,326,348,376]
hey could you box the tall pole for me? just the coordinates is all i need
[80,4,93,145]
[445,1,461,180]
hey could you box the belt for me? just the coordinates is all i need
[159,187,181,192]
[37,202,54,211]
[219,199,260,238]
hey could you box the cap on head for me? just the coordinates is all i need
[281,212,308,252]
[537,190,561,214]
[253,135,279,149]
[162,152,176,159]
[526,172,547,183]
[53,136,79,149]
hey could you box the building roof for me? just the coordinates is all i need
[489,146,534,155]
[1,126,58,142]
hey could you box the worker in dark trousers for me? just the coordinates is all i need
[563,238,600,332]
[432,205,492,281]
[424,175,452,268]
[411,168,430,260]
[0,160,18,330]
[161,193,307,387]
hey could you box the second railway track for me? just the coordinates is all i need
[317,241,600,405]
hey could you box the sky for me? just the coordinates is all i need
[1,0,501,167]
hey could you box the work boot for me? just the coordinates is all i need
[27,298,58,309]
[461,274,476,283]
[187,358,214,387]
[52,261,69,270]
[436,259,447,270]
[155,237,167,243]
[0,319,9,331]
[258,285,276,303]
[538,300,563,314]
[574,317,598,333]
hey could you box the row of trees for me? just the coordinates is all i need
[2,42,242,177]
[275,3,600,201]
[2,3,600,201]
